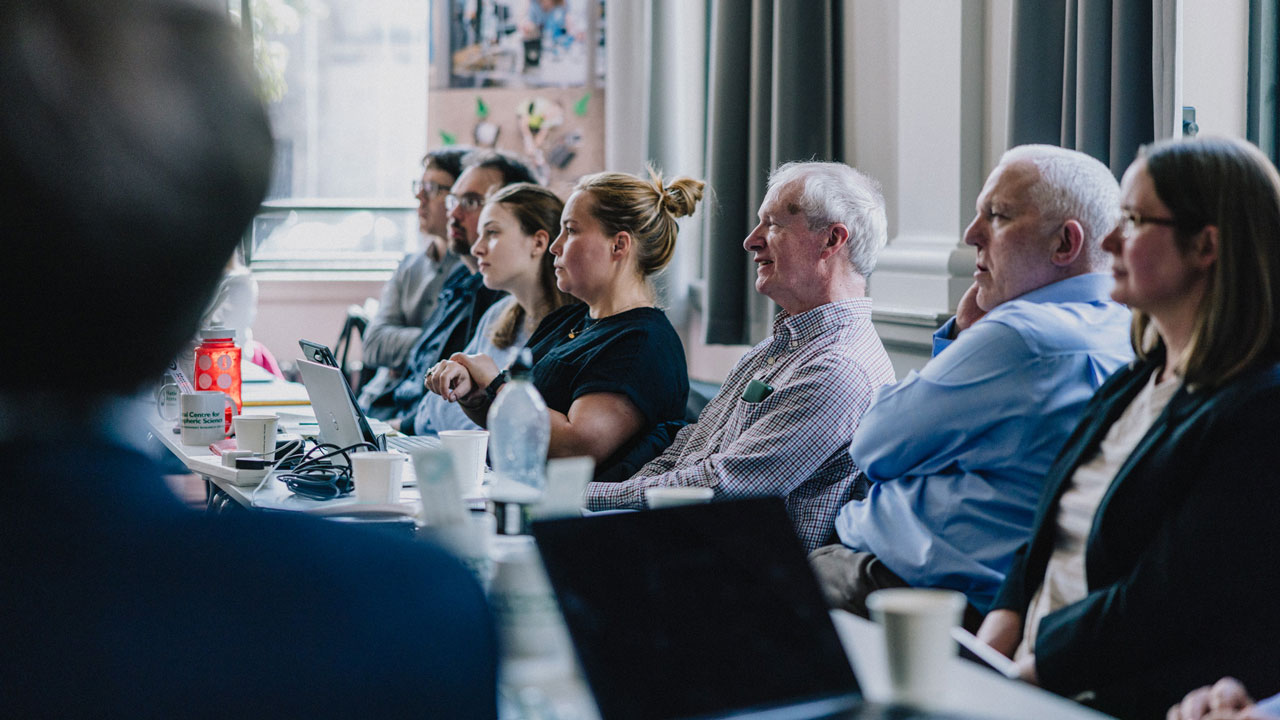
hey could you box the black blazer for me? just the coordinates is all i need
[992,356,1280,719]
[1,436,499,719]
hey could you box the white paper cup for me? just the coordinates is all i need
[439,430,489,495]
[866,588,966,707]
[232,414,278,455]
[179,391,233,446]
[351,451,406,504]
[646,486,715,509]
[533,456,595,520]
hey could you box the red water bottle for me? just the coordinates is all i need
[194,328,241,432]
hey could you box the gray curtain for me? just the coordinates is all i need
[1008,0,1156,177]
[701,0,840,345]
[1249,0,1280,164]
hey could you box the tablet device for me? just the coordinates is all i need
[951,627,1020,678]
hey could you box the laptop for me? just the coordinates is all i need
[531,497,971,720]
[295,358,438,454]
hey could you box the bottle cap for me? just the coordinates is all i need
[508,348,535,379]
[199,327,234,340]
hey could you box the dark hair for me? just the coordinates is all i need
[572,166,705,276]
[461,149,538,188]
[483,183,576,348]
[1136,136,1280,388]
[0,0,273,394]
[423,146,472,182]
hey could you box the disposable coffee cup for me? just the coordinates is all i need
[438,430,489,495]
[646,486,715,509]
[351,451,406,504]
[532,456,595,520]
[180,391,234,446]
[866,588,966,707]
[232,414,278,456]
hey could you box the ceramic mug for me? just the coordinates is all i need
[180,391,234,446]
[155,381,181,421]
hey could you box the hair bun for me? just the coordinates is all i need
[650,170,705,219]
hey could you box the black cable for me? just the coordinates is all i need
[274,441,377,501]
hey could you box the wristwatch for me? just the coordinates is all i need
[484,370,510,402]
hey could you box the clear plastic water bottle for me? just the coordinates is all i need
[487,350,550,492]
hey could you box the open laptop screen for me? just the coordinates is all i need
[532,497,860,720]
[295,358,377,448]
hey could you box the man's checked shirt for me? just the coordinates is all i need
[583,298,894,551]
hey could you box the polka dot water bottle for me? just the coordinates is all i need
[194,328,241,432]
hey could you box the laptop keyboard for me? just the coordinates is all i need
[385,435,441,452]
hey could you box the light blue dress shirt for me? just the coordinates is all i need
[836,273,1134,611]
[1258,692,1280,716]
[412,296,528,435]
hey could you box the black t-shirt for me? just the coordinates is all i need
[526,304,689,475]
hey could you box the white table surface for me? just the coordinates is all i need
[148,392,1113,720]
[148,401,515,513]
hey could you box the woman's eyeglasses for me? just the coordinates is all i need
[1121,210,1178,236]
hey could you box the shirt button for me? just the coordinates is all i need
[767,357,776,365]
[790,341,798,349]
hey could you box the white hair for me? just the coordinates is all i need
[766,161,889,278]
[999,145,1121,268]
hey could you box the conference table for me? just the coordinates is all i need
[149,379,1114,720]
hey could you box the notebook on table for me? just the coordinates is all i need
[531,497,973,720]
[295,358,439,454]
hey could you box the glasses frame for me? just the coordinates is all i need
[1121,210,1179,236]
[445,192,487,213]
[411,179,450,198]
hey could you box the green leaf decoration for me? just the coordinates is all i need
[574,93,590,117]
[476,96,489,119]
[439,130,457,146]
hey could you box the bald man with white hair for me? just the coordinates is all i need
[811,145,1134,628]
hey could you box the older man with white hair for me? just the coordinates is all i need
[583,161,896,552]
[810,145,1134,627]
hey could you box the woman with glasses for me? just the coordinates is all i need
[426,168,702,478]
[975,136,1280,718]
[411,183,575,434]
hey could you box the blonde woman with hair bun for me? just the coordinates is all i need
[426,166,703,477]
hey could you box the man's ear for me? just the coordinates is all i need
[1190,225,1220,270]
[1051,219,1086,267]
[819,223,850,261]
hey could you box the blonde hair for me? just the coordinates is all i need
[572,166,705,276]
[482,183,576,349]
[1135,136,1280,388]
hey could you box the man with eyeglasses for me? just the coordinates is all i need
[363,149,538,430]
[810,145,1134,630]
[359,147,471,407]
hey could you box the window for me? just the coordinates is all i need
[237,0,429,271]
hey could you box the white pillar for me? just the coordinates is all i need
[844,0,988,374]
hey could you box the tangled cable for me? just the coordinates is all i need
[269,441,378,501]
